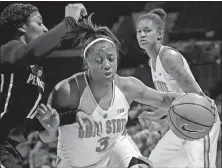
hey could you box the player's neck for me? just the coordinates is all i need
[92,81,112,93]
[145,43,162,61]
[90,80,113,104]
[88,76,113,99]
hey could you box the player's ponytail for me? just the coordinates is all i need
[150,8,167,21]
[136,8,167,30]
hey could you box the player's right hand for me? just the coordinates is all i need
[76,111,102,136]
[65,3,87,22]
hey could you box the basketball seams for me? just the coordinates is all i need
[172,102,214,116]
[170,107,212,127]
[168,108,200,140]
[168,94,214,140]
[171,94,187,106]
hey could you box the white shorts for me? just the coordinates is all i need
[149,114,221,168]
[57,135,152,168]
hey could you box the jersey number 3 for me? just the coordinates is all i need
[96,136,110,153]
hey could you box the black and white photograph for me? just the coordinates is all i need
[0,1,221,168]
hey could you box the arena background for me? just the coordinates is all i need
[0,2,221,168]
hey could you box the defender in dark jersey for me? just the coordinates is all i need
[0,3,87,168]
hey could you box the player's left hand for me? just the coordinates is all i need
[36,104,60,134]
[138,109,168,132]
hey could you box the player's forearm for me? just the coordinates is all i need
[39,110,78,142]
[17,17,79,65]
[178,76,204,96]
[48,91,78,125]
[136,90,182,110]
[161,54,204,96]
[159,92,183,109]
[170,67,204,96]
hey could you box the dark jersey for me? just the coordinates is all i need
[0,62,44,119]
[0,63,45,143]
[0,49,45,143]
[0,17,79,142]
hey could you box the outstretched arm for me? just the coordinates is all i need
[1,4,87,66]
[121,76,182,109]
[1,17,77,66]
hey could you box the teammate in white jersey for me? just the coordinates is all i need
[38,14,187,168]
[136,8,221,168]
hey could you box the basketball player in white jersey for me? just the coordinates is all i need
[38,14,188,168]
[136,8,221,168]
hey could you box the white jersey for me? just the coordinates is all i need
[149,46,221,168]
[57,73,130,167]
[150,46,195,93]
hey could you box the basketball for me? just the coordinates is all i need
[168,93,215,141]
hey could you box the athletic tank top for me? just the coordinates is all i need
[57,72,130,167]
[0,62,44,142]
[150,46,195,93]
[0,63,44,118]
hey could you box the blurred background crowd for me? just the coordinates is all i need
[0,2,221,168]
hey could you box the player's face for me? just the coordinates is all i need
[86,41,118,86]
[136,19,159,49]
[24,11,48,43]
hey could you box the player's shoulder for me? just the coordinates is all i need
[115,75,139,93]
[54,79,69,94]
[1,40,24,52]
[53,72,86,109]
[2,40,23,47]
[52,77,72,108]
[72,72,87,92]
[116,75,143,104]
[115,74,128,89]
[160,46,182,58]
[1,40,25,63]
[159,46,183,65]
[114,75,132,103]
[55,72,86,94]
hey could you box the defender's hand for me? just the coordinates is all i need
[65,3,87,22]
[36,104,60,134]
